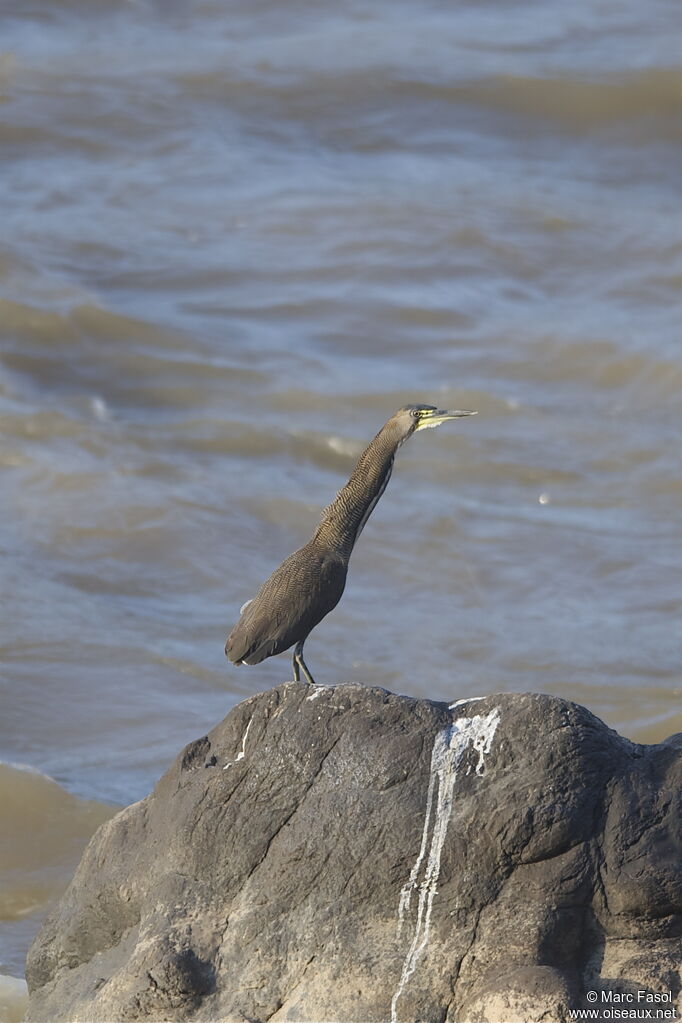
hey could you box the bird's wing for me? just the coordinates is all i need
[225,546,347,665]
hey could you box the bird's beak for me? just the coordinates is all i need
[415,408,478,430]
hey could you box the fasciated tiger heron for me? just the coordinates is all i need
[225,403,477,684]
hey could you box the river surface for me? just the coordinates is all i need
[1,0,681,986]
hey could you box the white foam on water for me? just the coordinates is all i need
[391,706,501,1023]
[327,435,360,457]
[90,395,110,422]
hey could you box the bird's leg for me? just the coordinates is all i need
[293,641,316,686]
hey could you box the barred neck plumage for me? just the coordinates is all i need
[313,419,406,561]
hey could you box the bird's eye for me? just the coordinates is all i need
[411,409,420,419]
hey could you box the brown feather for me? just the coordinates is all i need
[225,540,347,664]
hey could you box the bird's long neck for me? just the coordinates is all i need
[313,421,403,561]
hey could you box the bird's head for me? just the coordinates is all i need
[393,403,477,442]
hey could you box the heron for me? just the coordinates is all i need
[225,403,477,685]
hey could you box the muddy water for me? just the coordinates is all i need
[1,0,681,982]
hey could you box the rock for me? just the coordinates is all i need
[25,684,681,1023]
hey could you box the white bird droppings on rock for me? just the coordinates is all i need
[449,696,485,710]
[391,706,501,1023]
[305,686,329,701]
[223,716,253,770]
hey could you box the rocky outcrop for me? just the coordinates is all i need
[25,684,681,1023]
